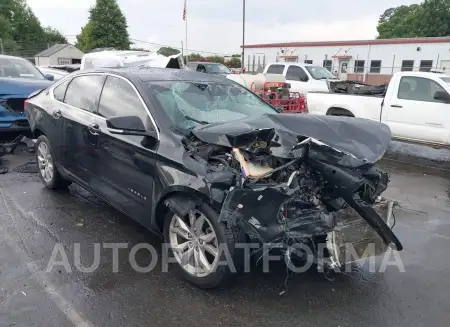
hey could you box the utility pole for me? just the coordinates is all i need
[0,39,4,54]
[241,0,246,72]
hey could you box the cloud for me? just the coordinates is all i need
[26,0,419,55]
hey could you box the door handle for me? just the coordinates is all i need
[88,123,100,135]
[391,104,402,108]
[425,122,443,127]
[52,109,62,119]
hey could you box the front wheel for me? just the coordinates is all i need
[164,201,245,289]
[35,135,71,189]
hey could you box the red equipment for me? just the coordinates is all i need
[250,81,307,113]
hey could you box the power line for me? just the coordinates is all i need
[129,38,231,56]
[63,35,232,56]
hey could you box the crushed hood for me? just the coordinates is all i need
[191,113,391,167]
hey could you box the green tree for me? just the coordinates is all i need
[75,22,93,52]
[84,0,131,51]
[377,0,450,39]
[411,0,450,37]
[187,53,202,61]
[227,57,241,68]
[0,15,19,55]
[0,0,66,56]
[206,55,225,64]
[157,46,180,56]
[43,27,68,44]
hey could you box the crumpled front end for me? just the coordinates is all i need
[184,114,403,268]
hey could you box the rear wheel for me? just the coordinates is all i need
[36,135,71,189]
[164,201,245,289]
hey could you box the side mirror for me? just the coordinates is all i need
[299,75,308,82]
[433,90,450,103]
[106,115,156,137]
[45,74,54,81]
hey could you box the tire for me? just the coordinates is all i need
[35,135,71,189]
[164,201,246,289]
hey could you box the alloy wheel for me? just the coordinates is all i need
[37,142,54,183]
[169,209,219,277]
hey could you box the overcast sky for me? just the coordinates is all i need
[27,0,421,55]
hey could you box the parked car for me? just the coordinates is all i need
[306,71,450,146]
[186,62,232,76]
[38,66,69,81]
[263,62,339,94]
[0,55,54,136]
[25,67,402,288]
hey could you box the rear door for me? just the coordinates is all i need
[385,75,450,145]
[60,74,106,188]
[45,79,71,165]
[93,75,159,225]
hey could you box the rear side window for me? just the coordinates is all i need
[64,75,105,112]
[98,76,148,121]
[53,79,70,102]
[286,65,308,81]
[266,64,284,74]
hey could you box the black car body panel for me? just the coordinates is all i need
[25,67,402,268]
[191,113,392,166]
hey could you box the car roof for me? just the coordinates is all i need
[266,62,315,67]
[0,54,28,60]
[73,67,229,82]
[394,71,450,78]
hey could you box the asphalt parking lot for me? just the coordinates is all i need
[1,147,450,327]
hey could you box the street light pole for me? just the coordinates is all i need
[241,0,246,72]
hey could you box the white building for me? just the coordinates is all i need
[35,44,84,66]
[242,36,450,84]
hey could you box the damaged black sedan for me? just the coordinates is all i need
[25,67,402,289]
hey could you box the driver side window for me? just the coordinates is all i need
[196,64,206,73]
[98,76,148,122]
[286,66,308,82]
[397,76,448,102]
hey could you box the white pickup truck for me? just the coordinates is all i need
[306,72,450,146]
[262,62,339,94]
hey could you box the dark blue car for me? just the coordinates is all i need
[0,55,54,136]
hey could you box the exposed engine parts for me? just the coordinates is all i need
[183,113,402,269]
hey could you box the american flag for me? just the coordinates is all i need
[183,0,187,21]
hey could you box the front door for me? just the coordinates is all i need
[385,75,450,145]
[338,60,349,80]
[60,74,106,188]
[93,75,159,226]
[285,64,310,94]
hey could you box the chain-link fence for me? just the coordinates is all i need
[0,39,62,62]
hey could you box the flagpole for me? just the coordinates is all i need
[185,0,188,64]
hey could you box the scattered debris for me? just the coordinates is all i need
[21,291,26,296]
[13,161,39,173]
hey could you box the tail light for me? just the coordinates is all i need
[24,99,29,111]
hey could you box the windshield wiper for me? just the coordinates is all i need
[184,115,209,125]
